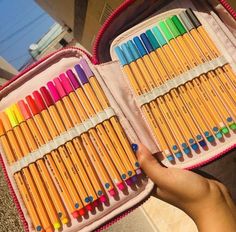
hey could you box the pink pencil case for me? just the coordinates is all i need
[0,0,235,231]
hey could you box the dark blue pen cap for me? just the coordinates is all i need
[145,30,160,50]
[133,36,147,57]
[140,33,153,53]
[114,46,128,66]
[120,43,135,64]
[127,40,141,60]
[74,64,89,85]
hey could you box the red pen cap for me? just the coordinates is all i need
[32,91,47,112]
[25,95,39,116]
[17,100,32,120]
[53,77,67,98]
[40,86,54,107]
[59,73,74,94]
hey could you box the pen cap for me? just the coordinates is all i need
[158,21,173,41]
[59,73,74,94]
[47,81,61,102]
[114,46,128,66]
[165,18,180,38]
[18,100,32,120]
[133,36,147,57]
[79,59,94,78]
[12,104,24,123]
[66,69,81,90]
[178,12,194,32]
[171,15,187,35]
[32,91,47,112]
[74,64,89,85]
[53,77,67,98]
[0,112,12,131]
[25,95,40,116]
[145,29,160,50]
[186,8,201,28]
[140,33,154,53]
[127,40,141,60]
[152,26,167,46]
[5,107,18,127]
[40,87,54,107]
[120,43,135,64]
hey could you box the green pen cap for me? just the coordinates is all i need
[229,122,236,130]
[158,21,173,41]
[165,18,180,38]
[171,15,187,35]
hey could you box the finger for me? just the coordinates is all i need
[136,144,173,187]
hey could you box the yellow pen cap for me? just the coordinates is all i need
[12,104,24,123]
[5,107,19,127]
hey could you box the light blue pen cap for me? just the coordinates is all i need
[114,46,128,66]
[152,26,167,46]
[145,29,160,50]
[133,36,147,57]
[127,40,141,60]
[121,43,135,64]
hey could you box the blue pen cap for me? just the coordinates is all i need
[120,43,135,64]
[127,40,141,60]
[145,29,160,50]
[114,46,128,66]
[140,33,153,53]
[152,26,167,46]
[133,36,147,57]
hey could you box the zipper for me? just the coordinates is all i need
[0,46,92,91]
[92,0,135,64]
[219,0,236,19]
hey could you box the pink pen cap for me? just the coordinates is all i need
[125,177,133,186]
[59,73,74,94]
[17,100,32,120]
[79,59,94,78]
[66,69,81,90]
[40,87,54,107]
[53,77,67,98]
[99,195,107,203]
[47,81,61,103]
[108,188,117,197]
[117,182,126,191]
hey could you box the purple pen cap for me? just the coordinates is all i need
[79,59,94,78]
[66,69,81,89]
[59,73,74,94]
[74,64,89,85]
[47,81,61,103]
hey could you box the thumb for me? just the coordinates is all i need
[136,144,172,187]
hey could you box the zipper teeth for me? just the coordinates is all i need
[219,0,236,19]
[92,0,135,64]
[0,46,92,91]
[185,143,236,170]
[0,155,29,232]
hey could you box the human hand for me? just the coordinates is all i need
[135,144,236,232]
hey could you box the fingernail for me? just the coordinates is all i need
[132,143,138,152]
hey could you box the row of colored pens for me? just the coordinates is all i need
[115,8,236,161]
[0,59,141,232]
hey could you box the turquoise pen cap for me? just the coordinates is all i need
[152,26,167,46]
[121,43,135,64]
[127,40,141,60]
[145,29,160,50]
[114,46,128,66]
[133,36,147,57]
